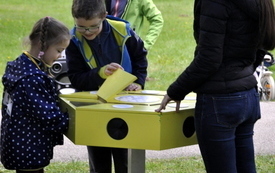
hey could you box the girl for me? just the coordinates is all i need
[1,17,71,173]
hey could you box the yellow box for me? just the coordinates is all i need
[60,92,197,150]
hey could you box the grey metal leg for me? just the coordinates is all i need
[128,149,145,173]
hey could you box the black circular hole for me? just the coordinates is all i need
[107,118,128,140]
[182,116,195,138]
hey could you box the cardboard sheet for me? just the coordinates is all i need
[97,68,137,102]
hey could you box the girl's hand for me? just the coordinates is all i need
[155,94,181,113]
[105,63,124,76]
[125,83,141,91]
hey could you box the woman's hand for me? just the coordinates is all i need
[155,94,181,113]
[104,63,124,76]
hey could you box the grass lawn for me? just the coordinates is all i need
[0,155,274,172]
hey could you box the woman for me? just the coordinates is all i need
[156,0,275,172]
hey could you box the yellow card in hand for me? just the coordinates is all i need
[97,68,137,102]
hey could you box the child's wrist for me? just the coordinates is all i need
[98,66,108,79]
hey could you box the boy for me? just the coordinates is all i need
[66,0,148,172]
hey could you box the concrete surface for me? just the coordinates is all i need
[52,101,275,162]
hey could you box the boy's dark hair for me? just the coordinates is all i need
[29,17,70,51]
[72,0,107,20]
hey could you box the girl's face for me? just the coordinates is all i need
[42,39,70,66]
[74,17,104,40]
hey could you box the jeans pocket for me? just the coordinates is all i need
[213,95,247,128]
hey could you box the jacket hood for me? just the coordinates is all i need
[2,54,45,93]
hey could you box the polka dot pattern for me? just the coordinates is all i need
[1,54,69,170]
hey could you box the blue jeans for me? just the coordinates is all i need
[195,88,261,173]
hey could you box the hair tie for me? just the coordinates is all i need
[38,51,44,59]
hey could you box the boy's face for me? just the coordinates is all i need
[74,17,104,40]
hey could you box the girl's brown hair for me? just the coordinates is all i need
[28,17,70,52]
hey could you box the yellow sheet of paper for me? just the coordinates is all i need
[97,68,137,102]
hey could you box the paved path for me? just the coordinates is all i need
[52,101,275,162]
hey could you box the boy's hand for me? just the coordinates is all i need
[105,63,124,76]
[125,83,141,91]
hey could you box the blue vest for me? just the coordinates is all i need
[70,16,132,73]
